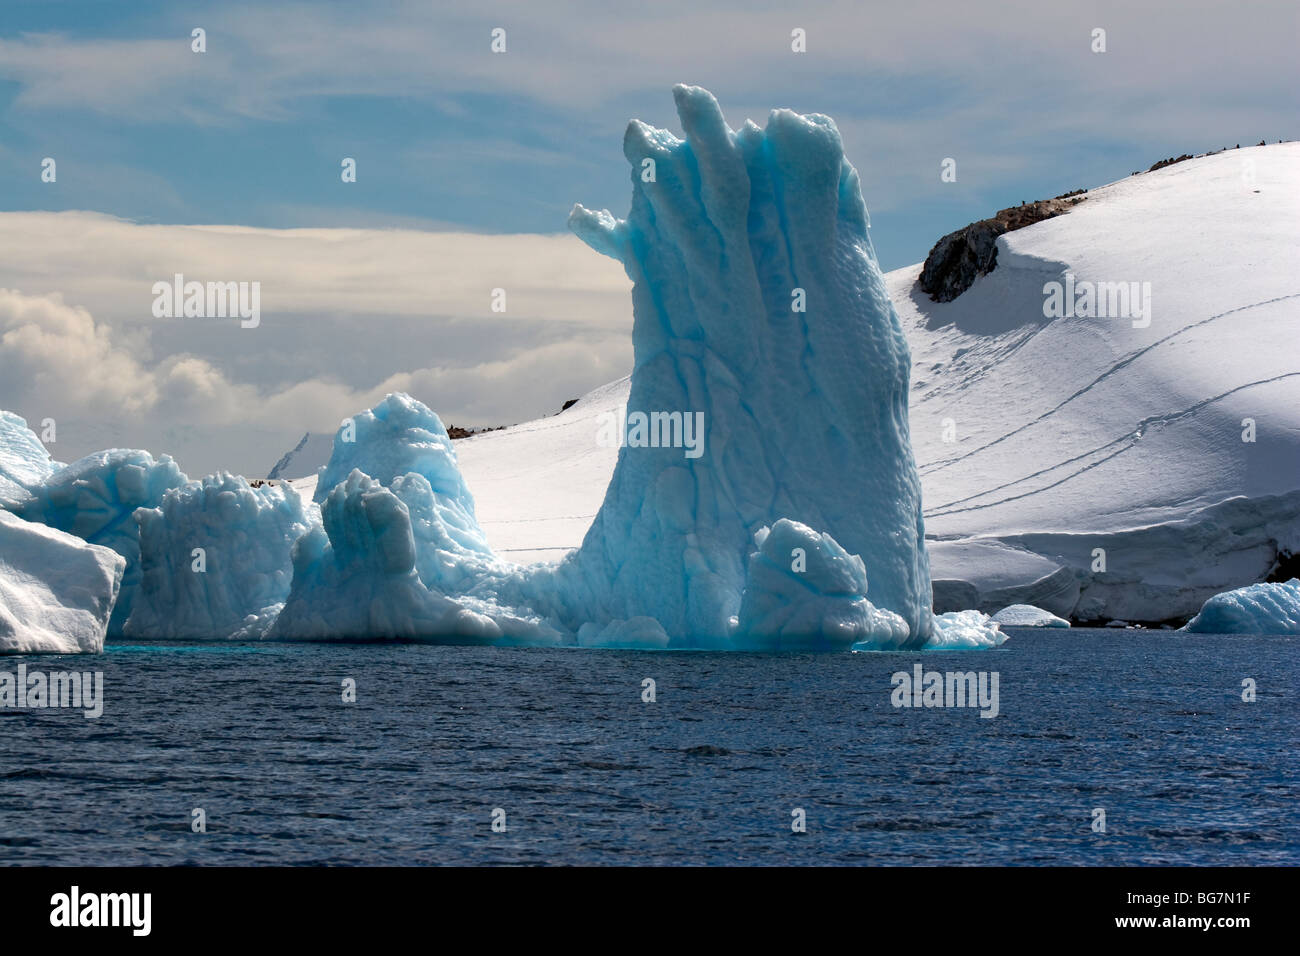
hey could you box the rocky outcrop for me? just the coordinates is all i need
[1149,153,1193,172]
[918,192,1086,302]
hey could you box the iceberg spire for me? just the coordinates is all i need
[553,84,934,646]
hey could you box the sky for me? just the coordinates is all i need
[0,0,1295,475]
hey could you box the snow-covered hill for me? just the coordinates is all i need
[455,378,626,561]
[439,144,1300,623]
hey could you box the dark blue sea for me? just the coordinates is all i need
[1,628,1295,865]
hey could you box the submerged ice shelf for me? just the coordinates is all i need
[991,605,1071,628]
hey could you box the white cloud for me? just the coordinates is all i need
[0,211,630,325]
[0,289,158,415]
[0,0,1291,130]
[0,212,633,475]
[3,1,1290,242]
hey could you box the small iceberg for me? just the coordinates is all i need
[1181,579,1300,634]
[991,604,1071,628]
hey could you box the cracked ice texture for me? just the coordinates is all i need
[560,85,933,646]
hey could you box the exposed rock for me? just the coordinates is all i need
[1149,153,1193,172]
[1267,549,1300,583]
[917,218,1005,304]
[918,192,1086,302]
[446,424,506,440]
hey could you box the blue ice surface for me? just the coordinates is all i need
[270,468,560,644]
[733,518,910,650]
[16,447,189,635]
[554,85,937,648]
[125,472,311,640]
[1182,578,1300,634]
[314,393,481,520]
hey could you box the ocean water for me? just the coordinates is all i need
[0,628,1295,865]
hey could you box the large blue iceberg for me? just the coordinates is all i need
[556,85,934,648]
[0,86,1007,651]
[263,87,998,650]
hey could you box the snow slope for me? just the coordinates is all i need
[456,379,625,563]
[447,144,1300,623]
[906,143,1300,621]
